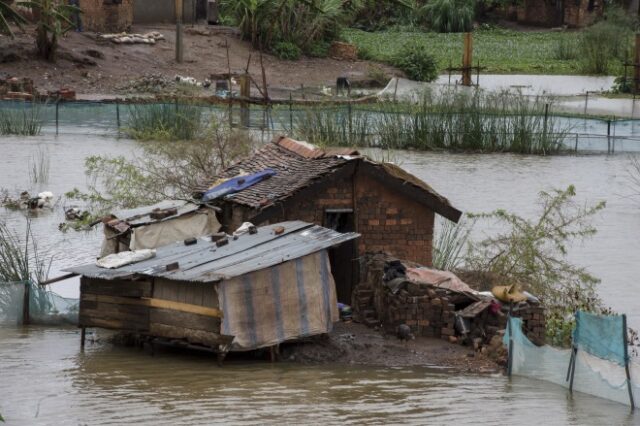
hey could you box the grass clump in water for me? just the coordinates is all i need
[0,101,43,136]
[125,102,204,141]
[295,90,570,155]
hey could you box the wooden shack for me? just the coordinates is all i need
[197,137,462,305]
[66,221,358,356]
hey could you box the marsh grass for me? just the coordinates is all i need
[433,216,471,271]
[295,90,570,154]
[0,219,51,284]
[0,101,43,136]
[28,146,50,185]
[125,103,204,141]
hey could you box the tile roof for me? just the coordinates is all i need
[200,136,461,221]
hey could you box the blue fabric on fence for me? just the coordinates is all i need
[202,169,276,202]
[572,311,626,366]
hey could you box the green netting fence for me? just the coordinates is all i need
[0,281,78,326]
[2,99,640,153]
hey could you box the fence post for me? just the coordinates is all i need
[22,281,30,325]
[289,93,293,132]
[55,100,59,135]
[607,119,611,154]
[543,103,549,136]
[116,100,121,130]
[575,133,578,153]
[622,314,635,409]
[348,103,353,140]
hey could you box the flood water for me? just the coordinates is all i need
[1,131,640,424]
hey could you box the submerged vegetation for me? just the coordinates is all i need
[125,103,205,141]
[0,101,43,136]
[296,90,570,155]
[28,146,50,185]
[0,219,50,284]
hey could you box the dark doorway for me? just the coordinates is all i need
[324,209,357,304]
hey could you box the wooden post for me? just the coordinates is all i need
[634,34,640,94]
[462,32,473,86]
[607,119,611,154]
[80,327,86,349]
[289,93,293,131]
[175,0,184,63]
[622,314,636,410]
[568,345,578,392]
[116,100,120,129]
[239,74,250,128]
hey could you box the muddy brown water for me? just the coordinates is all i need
[1,133,639,424]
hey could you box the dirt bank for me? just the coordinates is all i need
[0,24,397,99]
[281,322,502,374]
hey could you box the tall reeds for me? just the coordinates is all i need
[28,146,50,184]
[432,217,471,271]
[0,101,43,136]
[125,102,204,141]
[295,90,570,155]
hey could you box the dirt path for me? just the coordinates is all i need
[0,24,397,99]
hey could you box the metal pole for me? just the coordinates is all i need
[584,91,589,115]
[607,119,611,154]
[21,281,30,325]
[55,101,59,135]
[289,93,293,132]
[507,303,513,377]
[80,327,86,349]
[116,100,120,129]
[623,314,635,410]
[543,103,549,136]
[575,133,578,153]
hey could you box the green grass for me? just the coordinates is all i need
[343,27,625,75]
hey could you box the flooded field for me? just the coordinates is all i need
[0,326,638,425]
[1,131,639,424]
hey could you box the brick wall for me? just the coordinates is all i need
[564,0,603,28]
[229,166,436,267]
[80,0,133,33]
[355,172,434,266]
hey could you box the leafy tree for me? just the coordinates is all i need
[465,185,606,345]
[0,0,26,37]
[20,0,79,61]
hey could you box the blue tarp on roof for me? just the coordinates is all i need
[202,169,276,202]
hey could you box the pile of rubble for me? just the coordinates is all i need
[97,31,164,45]
[353,254,546,352]
[0,75,35,100]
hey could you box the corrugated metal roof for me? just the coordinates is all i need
[112,200,202,227]
[65,221,359,283]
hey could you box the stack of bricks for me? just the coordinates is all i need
[517,305,546,345]
[383,283,456,339]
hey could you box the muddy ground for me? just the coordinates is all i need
[280,322,502,374]
[0,24,398,99]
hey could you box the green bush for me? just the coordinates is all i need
[272,41,302,60]
[422,0,474,33]
[552,37,578,60]
[393,44,438,82]
[580,21,630,74]
[306,41,330,58]
[612,76,632,94]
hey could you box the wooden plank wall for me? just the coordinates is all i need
[79,277,151,331]
[150,278,223,347]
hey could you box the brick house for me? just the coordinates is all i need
[508,0,603,28]
[199,137,461,304]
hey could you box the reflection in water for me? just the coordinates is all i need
[1,133,640,424]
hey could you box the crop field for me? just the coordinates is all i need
[343,28,621,75]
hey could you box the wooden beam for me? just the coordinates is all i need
[39,273,79,286]
[81,293,223,318]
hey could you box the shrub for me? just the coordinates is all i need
[579,21,630,74]
[306,41,330,58]
[393,44,438,82]
[125,103,203,141]
[272,41,302,60]
[612,76,632,94]
[422,0,474,33]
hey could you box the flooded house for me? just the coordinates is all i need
[198,136,462,304]
[66,221,358,357]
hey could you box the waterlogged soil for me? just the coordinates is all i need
[281,322,501,374]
